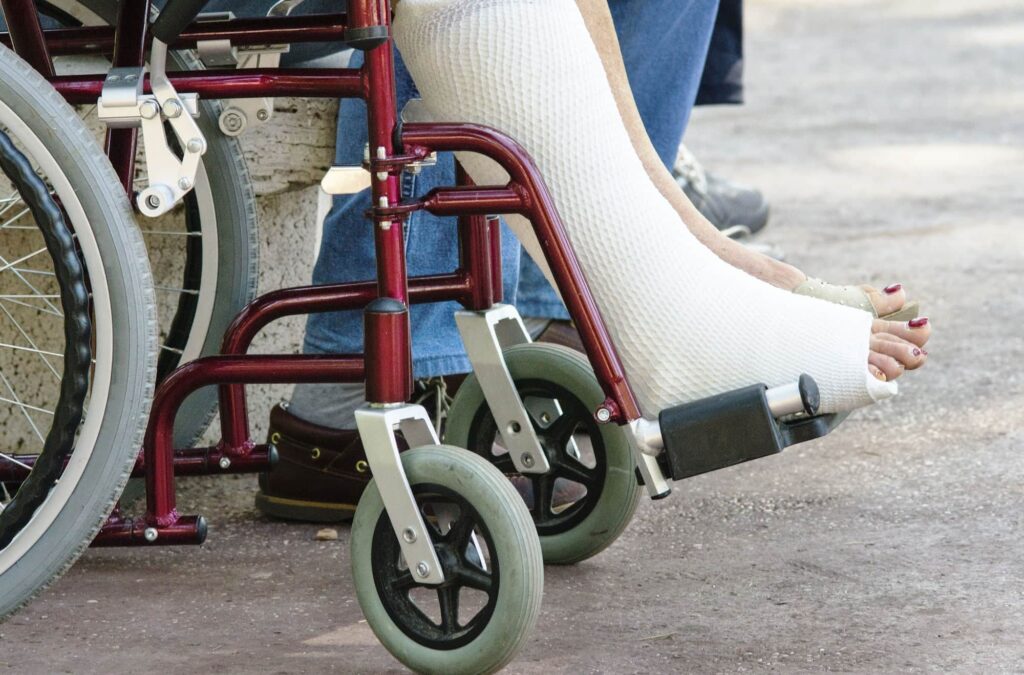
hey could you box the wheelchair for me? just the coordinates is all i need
[0,1,841,671]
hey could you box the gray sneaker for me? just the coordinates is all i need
[674,145,770,238]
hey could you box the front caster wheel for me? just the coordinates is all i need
[351,445,543,675]
[446,343,641,565]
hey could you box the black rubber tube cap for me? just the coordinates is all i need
[798,374,821,415]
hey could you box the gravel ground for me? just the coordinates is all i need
[3,0,1023,672]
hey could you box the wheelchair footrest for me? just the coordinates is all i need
[659,383,841,481]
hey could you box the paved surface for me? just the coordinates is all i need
[4,0,1024,672]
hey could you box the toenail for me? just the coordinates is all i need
[884,283,902,294]
[913,348,922,356]
[909,317,929,328]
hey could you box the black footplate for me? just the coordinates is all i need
[658,379,842,481]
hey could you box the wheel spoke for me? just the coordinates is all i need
[0,249,65,317]
[0,370,44,443]
[533,474,553,522]
[390,569,418,592]
[436,585,460,633]
[457,565,494,594]
[445,514,474,549]
[545,413,579,447]
[489,452,517,474]
[556,458,597,487]
[0,302,63,382]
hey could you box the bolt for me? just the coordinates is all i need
[161,99,182,119]
[256,108,269,121]
[218,456,231,470]
[143,527,158,543]
[145,194,161,210]
[186,137,205,154]
[178,177,193,191]
[521,453,535,468]
[402,527,417,543]
[415,562,430,578]
[596,407,612,423]
[221,110,244,133]
[139,100,160,120]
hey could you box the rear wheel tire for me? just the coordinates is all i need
[0,43,157,619]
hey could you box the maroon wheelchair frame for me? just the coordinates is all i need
[0,0,643,546]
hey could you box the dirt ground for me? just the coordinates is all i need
[3,0,1024,672]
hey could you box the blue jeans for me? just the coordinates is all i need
[302,0,719,377]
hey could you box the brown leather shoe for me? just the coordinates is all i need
[536,320,584,352]
[255,326,580,523]
[256,404,380,522]
[256,376,461,522]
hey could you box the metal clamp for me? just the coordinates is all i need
[96,53,206,218]
[454,305,551,474]
[354,404,445,585]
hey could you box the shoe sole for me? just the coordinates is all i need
[255,492,357,523]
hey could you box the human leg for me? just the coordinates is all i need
[574,0,914,319]
[394,0,926,414]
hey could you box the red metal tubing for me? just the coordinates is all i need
[50,68,365,104]
[1,0,54,76]
[1,14,349,56]
[364,299,412,404]
[401,122,642,422]
[144,355,364,526]
[131,444,275,477]
[420,186,525,217]
[92,515,207,547]
[215,274,473,450]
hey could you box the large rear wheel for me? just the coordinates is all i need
[0,43,157,618]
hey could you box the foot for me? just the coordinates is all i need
[674,145,770,238]
[868,317,931,381]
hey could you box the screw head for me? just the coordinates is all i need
[145,194,161,210]
[178,177,193,191]
[161,99,182,118]
[402,527,417,543]
[143,527,158,542]
[255,108,269,121]
[139,100,159,120]
[186,137,205,154]
[521,453,535,468]
[415,562,430,578]
[218,456,231,470]
[596,407,612,423]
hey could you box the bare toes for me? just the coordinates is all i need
[863,283,906,317]
[871,333,928,370]
[868,351,905,381]
[872,317,931,348]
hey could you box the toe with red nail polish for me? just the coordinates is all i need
[884,283,903,294]
[909,317,929,328]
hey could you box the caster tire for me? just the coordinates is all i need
[446,343,641,565]
[351,445,543,675]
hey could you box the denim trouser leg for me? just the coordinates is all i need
[515,0,720,321]
[302,49,520,378]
